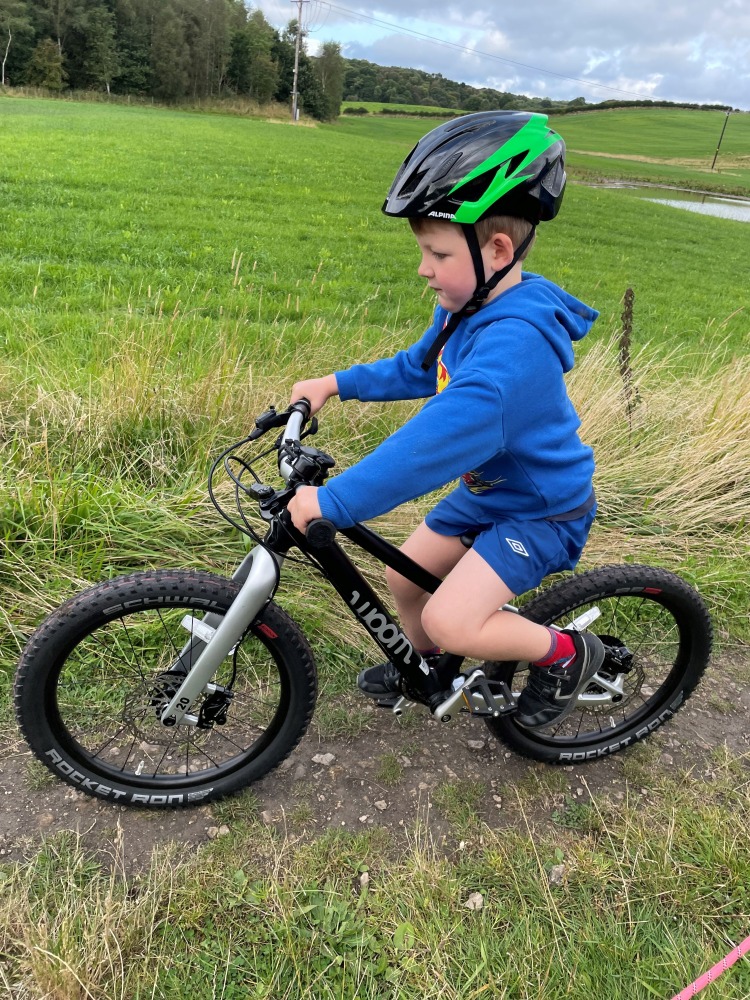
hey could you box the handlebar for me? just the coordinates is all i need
[278,398,311,483]
[278,399,338,547]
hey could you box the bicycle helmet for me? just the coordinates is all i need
[383,111,566,368]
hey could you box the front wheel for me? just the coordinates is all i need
[15,570,317,806]
[484,564,713,762]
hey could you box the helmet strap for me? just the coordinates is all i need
[420,223,536,371]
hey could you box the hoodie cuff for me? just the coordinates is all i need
[317,486,356,529]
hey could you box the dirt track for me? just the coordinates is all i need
[1,652,748,869]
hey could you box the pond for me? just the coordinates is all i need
[599,183,750,223]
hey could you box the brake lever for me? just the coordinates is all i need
[250,400,316,442]
[249,405,289,440]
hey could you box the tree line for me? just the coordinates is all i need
[0,1,734,119]
[0,0,345,119]
[343,59,734,115]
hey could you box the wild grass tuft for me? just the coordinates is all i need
[3,768,750,998]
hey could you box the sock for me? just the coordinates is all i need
[532,629,576,669]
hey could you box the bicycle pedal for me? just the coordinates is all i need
[431,669,513,723]
[390,695,415,715]
[372,695,399,709]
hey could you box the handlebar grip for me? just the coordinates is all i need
[305,518,337,549]
[290,397,312,419]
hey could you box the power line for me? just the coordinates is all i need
[318,2,655,101]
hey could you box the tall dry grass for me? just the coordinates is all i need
[1,321,748,667]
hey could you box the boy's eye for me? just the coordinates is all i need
[432,252,447,261]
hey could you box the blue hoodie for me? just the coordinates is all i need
[317,273,597,529]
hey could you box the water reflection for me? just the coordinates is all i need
[645,195,750,223]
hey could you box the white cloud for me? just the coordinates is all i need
[253,0,750,108]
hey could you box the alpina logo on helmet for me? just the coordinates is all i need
[428,210,456,219]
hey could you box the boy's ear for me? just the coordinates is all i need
[487,232,515,271]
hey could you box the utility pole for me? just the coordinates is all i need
[291,0,308,123]
[711,110,731,171]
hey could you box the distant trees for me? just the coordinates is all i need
[1,0,345,120]
[0,0,32,85]
[0,3,733,119]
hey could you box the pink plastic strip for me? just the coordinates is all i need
[671,934,750,999]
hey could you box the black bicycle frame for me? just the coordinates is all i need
[279,519,464,698]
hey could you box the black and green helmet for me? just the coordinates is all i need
[382,110,566,225]
[382,111,567,369]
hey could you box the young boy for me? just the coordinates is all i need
[287,110,603,729]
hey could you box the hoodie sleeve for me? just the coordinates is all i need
[317,366,505,528]
[334,307,448,402]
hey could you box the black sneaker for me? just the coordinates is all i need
[515,631,605,729]
[357,655,442,706]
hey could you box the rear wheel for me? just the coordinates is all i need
[15,570,317,806]
[484,564,713,762]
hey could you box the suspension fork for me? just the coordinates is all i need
[158,546,281,727]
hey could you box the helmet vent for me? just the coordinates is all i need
[397,167,428,197]
[505,151,528,177]
[455,164,501,204]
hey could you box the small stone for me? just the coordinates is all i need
[359,815,369,823]
[575,787,584,797]
[359,871,370,889]
[418,782,429,790]
[548,864,566,886]
[464,892,484,911]
[661,753,674,765]
[260,811,275,825]
[292,764,307,781]
[492,794,502,804]
[206,826,219,839]
[466,740,485,751]
[459,840,466,850]
[374,800,388,811]
[312,753,335,766]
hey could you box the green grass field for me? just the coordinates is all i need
[1,94,749,999]
[342,100,463,115]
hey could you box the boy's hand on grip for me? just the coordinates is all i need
[288,486,323,532]
[289,374,339,415]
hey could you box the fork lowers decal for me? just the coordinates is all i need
[349,591,427,672]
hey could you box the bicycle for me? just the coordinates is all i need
[15,400,714,808]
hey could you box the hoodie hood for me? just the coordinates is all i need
[447,272,598,372]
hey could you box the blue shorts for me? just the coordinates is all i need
[425,488,596,596]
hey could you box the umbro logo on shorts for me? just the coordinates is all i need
[506,538,529,557]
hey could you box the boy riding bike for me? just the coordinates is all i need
[288,110,603,729]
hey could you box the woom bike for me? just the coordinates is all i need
[15,401,713,807]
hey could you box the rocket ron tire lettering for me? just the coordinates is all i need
[483,564,713,762]
[14,570,317,807]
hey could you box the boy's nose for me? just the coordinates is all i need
[417,257,433,278]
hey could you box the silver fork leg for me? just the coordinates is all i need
[158,547,280,726]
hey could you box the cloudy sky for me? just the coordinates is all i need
[253,0,749,109]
